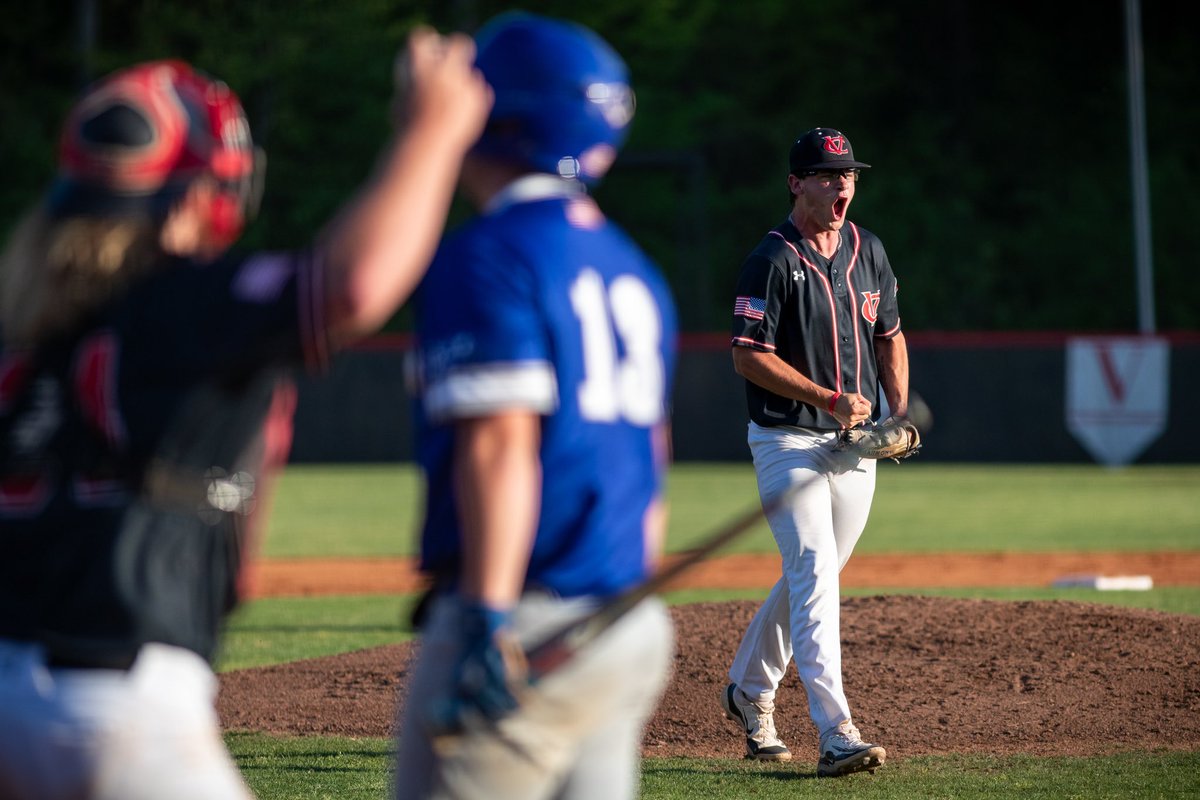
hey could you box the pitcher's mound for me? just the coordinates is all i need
[219,595,1200,760]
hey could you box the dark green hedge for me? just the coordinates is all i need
[3,0,1195,332]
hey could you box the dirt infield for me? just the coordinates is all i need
[240,551,1200,598]
[218,552,1200,762]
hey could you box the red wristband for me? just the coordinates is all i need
[827,391,842,413]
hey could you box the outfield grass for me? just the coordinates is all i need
[260,465,423,558]
[219,594,420,671]
[224,733,1200,800]
[262,463,1200,558]
[863,463,1200,553]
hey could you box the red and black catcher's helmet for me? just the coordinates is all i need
[48,60,262,243]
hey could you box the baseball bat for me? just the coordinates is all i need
[523,481,803,681]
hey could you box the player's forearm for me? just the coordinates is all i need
[320,130,467,343]
[732,346,836,409]
[453,411,542,609]
[874,331,909,417]
[643,422,672,570]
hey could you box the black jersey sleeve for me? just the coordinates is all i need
[730,251,789,353]
[869,239,902,339]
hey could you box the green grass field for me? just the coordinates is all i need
[227,462,1200,798]
[262,462,1200,557]
[225,734,1200,800]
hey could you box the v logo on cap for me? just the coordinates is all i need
[823,136,849,156]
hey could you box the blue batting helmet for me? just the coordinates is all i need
[472,13,634,184]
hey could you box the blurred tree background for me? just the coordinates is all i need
[2,0,1195,332]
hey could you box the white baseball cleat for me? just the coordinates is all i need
[817,720,886,777]
[720,683,792,762]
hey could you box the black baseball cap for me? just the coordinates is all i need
[788,127,871,174]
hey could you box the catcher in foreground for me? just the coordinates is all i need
[0,36,488,800]
[835,415,922,462]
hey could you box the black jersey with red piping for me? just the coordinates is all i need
[730,218,901,430]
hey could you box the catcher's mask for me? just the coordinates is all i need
[48,59,265,247]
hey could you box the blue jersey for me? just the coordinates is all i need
[414,175,678,599]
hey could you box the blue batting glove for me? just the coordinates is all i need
[427,600,526,735]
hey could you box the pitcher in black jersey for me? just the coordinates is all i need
[720,128,912,778]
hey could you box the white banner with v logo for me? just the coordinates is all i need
[1066,336,1169,465]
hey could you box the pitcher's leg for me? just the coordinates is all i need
[771,474,852,735]
[732,423,825,705]
[727,577,791,703]
[829,458,877,570]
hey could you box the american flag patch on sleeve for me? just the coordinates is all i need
[734,296,766,321]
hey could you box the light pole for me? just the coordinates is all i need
[1123,0,1155,335]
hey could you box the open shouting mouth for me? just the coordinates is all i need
[831,194,851,225]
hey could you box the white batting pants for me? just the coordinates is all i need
[395,592,673,800]
[729,422,876,737]
[0,640,253,800]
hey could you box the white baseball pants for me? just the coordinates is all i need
[0,639,253,800]
[395,592,673,800]
[728,422,876,736]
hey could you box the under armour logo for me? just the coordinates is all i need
[823,136,849,155]
[793,270,804,281]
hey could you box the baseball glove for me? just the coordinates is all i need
[835,415,922,462]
